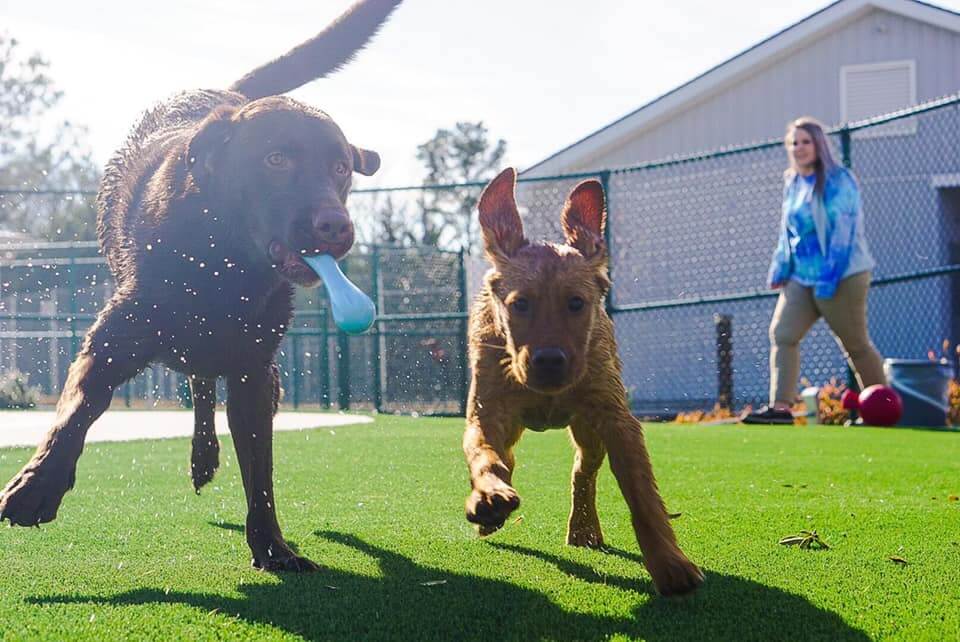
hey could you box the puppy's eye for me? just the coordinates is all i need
[568,296,585,312]
[334,161,350,176]
[510,297,530,314]
[264,152,291,169]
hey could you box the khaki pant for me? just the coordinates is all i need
[768,271,886,405]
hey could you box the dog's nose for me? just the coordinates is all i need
[313,208,354,245]
[531,347,568,375]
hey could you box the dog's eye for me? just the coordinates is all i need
[264,152,291,169]
[334,161,350,176]
[510,297,530,314]
[568,296,585,312]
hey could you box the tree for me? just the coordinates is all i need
[368,121,506,251]
[416,121,506,252]
[0,33,101,241]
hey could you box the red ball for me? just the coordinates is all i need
[858,385,903,426]
[841,389,860,410]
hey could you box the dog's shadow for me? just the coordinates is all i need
[29,530,869,641]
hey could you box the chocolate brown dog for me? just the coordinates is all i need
[462,168,704,596]
[0,0,401,572]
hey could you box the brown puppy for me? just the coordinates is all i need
[462,168,704,596]
[0,0,401,572]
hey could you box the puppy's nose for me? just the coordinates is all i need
[313,208,354,245]
[531,347,568,375]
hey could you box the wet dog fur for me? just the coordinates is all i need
[0,0,401,573]
[462,168,704,596]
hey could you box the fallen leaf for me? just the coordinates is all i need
[779,529,829,550]
[667,512,682,520]
[889,556,909,566]
[325,585,339,591]
[948,495,959,502]
[420,580,447,587]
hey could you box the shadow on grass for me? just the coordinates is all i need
[30,530,869,641]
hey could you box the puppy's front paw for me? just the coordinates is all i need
[647,549,705,597]
[566,524,604,548]
[465,480,520,534]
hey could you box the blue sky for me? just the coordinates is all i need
[5,0,960,188]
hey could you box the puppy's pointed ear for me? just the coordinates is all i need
[352,145,380,176]
[561,179,607,261]
[185,106,236,184]
[478,168,525,261]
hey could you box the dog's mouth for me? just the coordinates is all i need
[524,377,575,396]
[269,241,324,286]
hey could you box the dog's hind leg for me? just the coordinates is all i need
[0,296,155,526]
[566,419,607,548]
[226,361,318,572]
[597,410,704,596]
[190,377,219,493]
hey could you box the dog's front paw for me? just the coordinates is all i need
[252,554,321,573]
[646,549,705,597]
[190,437,220,493]
[465,480,520,534]
[251,541,320,573]
[0,465,73,527]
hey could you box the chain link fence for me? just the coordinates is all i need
[1,93,958,415]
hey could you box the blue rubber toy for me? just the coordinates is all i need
[303,255,376,335]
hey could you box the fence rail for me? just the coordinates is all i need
[2,93,959,415]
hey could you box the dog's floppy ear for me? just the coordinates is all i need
[185,106,236,184]
[352,145,381,176]
[561,179,607,261]
[478,167,525,262]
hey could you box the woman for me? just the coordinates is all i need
[742,116,885,424]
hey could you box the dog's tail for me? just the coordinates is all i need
[229,0,402,99]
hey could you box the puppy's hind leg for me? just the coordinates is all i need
[0,296,155,526]
[566,419,607,548]
[190,377,219,493]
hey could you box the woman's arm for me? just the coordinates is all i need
[766,179,793,288]
[815,168,860,298]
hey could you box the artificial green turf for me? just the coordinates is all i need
[0,415,957,641]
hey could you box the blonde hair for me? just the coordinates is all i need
[784,116,838,197]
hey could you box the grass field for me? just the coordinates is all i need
[1,415,958,641]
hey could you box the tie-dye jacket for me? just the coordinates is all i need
[766,166,875,299]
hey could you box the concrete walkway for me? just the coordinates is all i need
[0,410,373,448]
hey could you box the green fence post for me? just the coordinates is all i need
[319,306,330,409]
[371,246,383,413]
[839,126,858,391]
[291,333,300,409]
[840,125,852,169]
[337,259,351,411]
[600,170,614,314]
[458,248,469,416]
[68,255,78,358]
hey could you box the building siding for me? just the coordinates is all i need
[561,8,960,173]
